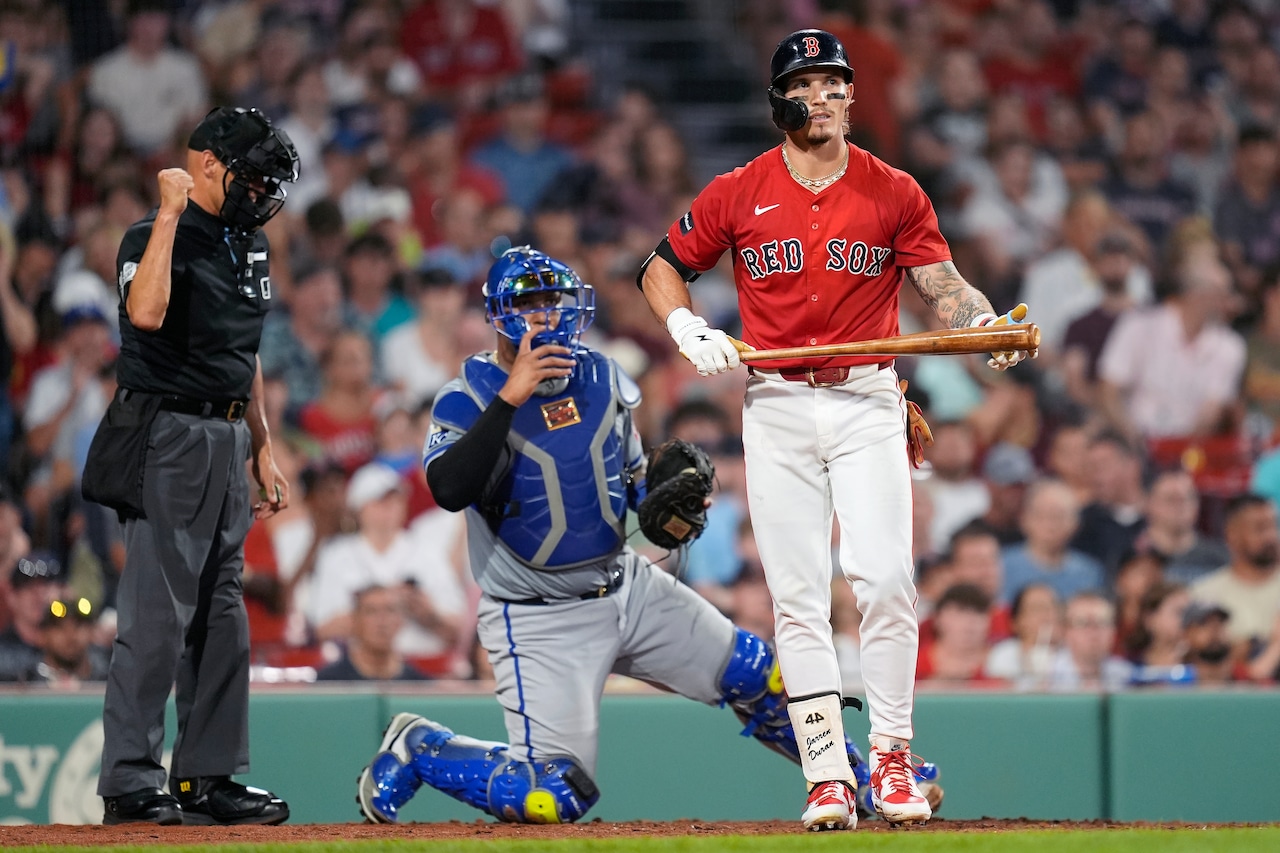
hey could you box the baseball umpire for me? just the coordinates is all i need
[638,29,1030,830]
[355,247,937,825]
[83,106,298,826]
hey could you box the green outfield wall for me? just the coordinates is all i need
[1,688,1277,825]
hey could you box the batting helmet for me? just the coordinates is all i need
[767,29,854,132]
[483,247,595,351]
[188,106,299,230]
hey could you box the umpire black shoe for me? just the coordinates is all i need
[172,776,289,825]
[102,788,183,825]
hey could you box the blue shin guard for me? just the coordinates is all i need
[718,629,869,782]
[404,719,599,823]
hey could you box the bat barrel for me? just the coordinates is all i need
[737,323,1041,362]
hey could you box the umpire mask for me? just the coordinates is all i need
[189,107,300,230]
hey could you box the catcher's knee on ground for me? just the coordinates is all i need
[405,721,599,823]
[718,628,867,775]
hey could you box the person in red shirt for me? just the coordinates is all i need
[400,0,522,105]
[638,29,1035,832]
[298,330,383,475]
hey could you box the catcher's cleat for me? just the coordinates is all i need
[869,745,932,825]
[357,712,428,823]
[801,780,857,831]
[171,777,288,826]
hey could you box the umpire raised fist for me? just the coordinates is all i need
[156,168,194,217]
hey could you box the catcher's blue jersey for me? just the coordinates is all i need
[426,348,643,576]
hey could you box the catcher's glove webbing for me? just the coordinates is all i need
[637,438,715,549]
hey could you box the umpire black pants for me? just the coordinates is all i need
[98,411,254,796]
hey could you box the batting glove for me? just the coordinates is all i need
[666,307,741,375]
[971,302,1037,370]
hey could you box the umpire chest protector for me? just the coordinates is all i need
[440,350,636,570]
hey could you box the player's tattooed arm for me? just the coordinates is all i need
[906,261,996,329]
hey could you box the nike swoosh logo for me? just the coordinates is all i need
[754,204,780,216]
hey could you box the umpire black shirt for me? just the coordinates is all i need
[116,202,273,400]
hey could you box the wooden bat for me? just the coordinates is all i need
[734,323,1041,362]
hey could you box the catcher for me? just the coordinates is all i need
[356,247,940,825]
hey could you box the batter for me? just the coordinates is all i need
[638,29,1034,830]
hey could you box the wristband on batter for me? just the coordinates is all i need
[665,306,708,344]
[970,312,998,328]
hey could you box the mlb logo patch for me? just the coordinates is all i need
[679,211,695,234]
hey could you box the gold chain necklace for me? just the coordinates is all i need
[782,143,849,191]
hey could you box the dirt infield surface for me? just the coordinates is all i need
[0,818,1259,847]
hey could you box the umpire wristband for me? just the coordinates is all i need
[665,306,707,343]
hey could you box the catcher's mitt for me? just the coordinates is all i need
[637,438,715,549]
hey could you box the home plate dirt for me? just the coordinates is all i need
[0,818,1260,846]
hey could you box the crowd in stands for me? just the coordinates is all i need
[4,0,1280,691]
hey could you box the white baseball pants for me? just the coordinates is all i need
[741,363,918,741]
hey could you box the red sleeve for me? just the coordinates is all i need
[665,173,735,273]
[892,172,952,268]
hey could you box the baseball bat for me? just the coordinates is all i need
[735,323,1040,362]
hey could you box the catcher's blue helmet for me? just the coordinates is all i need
[483,247,595,350]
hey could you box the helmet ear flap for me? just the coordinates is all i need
[768,87,809,132]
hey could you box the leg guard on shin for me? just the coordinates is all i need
[405,720,599,823]
[719,629,869,778]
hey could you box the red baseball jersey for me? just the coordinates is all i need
[667,143,951,368]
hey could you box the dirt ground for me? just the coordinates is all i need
[0,818,1262,847]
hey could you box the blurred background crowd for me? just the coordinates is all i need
[3,0,1280,692]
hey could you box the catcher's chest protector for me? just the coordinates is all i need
[461,352,629,569]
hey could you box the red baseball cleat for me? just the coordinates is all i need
[870,746,933,825]
[801,780,857,831]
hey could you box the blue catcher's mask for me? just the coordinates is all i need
[483,247,595,351]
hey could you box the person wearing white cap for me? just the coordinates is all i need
[307,462,465,663]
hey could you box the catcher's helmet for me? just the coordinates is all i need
[189,106,299,230]
[768,29,854,132]
[483,247,595,351]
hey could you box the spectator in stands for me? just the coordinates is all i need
[1169,93,1235,218]
[1104,110,1198,255]
[277,63,336,214]
[1190,494,1280,646]
[1216,126,1280,306]
[1244,607,1280,683]
[958,138,1065,306]
[1061,231,1145,410]
[1003,479,1105,602]
[925,420,989,554]
[259,263,348,421]
[309,463,460,660]
[470,72,575,215]
[1083,17,1155,121]
[1045,422,1094,507]
[86,0,207,157]
[917,584,996,683]
[1244,267,1280,430]
[946,522,1011,638]
[633,122,696,229]
[1113,549,1166,655]
[52,223,124,344]
[1181,600,1237,685]
[1,233,36,466]
[979,442,1035,547]
[0,554,63,680]
[984,582,1060,690]
[1073,431,1147,577]
[1126,581,1190,669]
[315,585,430,682]
[1020,191,1152,361]
[980,0,1079,141]
[381,268,469,411]
[24,597,111,687]
[421,187,500,287]
[400,0,523,104]
[1224,45,1280,136]
[1098,246,1246,441]
[917,47,988,164]
[343,232,413,344]
[1048,592,1133,691]
[299,330,383,475]
[1140,468,1229,584]
[405,104,503,250]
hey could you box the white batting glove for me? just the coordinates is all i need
[666,307,741,376]
[972,302,1037,371]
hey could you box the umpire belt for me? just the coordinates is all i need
[491,569,624,606]
[158,395,248,421]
